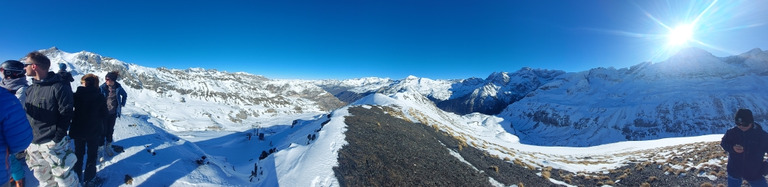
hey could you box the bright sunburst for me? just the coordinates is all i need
[640,0,722,61]
[667,24,694,47]
[592,0,768,62]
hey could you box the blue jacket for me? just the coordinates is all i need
[0,87,34,184]
[99,82,127,117]
[721,123,768,180]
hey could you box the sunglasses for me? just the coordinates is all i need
[23,63,34,67]
[737,122,751,127]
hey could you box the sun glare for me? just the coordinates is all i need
[667,24,694,46]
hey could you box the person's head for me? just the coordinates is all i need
[105,71,119,86]
[58,63,67,71]
[24,51,51,79]
[81,73,99,88]
[735,109,754,131]
[1,60,26,79]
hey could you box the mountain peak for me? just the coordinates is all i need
[486,72,510,83]
[670,47,714,59]
[40,46,62,54]
[742,48,765,56]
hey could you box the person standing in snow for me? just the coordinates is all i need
[0,84,34,187]
[1,60,32,187]
[721,109,768,187]
[100,71,127,156]
[71,74,107,186]
[22,51,80,186]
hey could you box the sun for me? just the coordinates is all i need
[667,24,694,46]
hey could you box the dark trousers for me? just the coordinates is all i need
[103,115,117,144]
[74,137,100,182]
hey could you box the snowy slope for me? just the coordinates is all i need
[314,68,564,115]
[16,47,762,186]
[36,86,721,186]
[313,48,768,148]
[39,47,344,132]
[500,48,768,146]
[347,92,724,175]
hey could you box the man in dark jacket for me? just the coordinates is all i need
[22,51,79,186]
[721,109,768,187]
[71,73,107,185]
[100,71,127,156]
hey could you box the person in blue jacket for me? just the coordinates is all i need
[721,109,768,187]
[0,79,33,186]
[1,60,31,187]
[100,71,127,156]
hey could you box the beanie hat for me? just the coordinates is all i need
[106,71,118,80]
[735,109,754,126]
[59,63,67,71]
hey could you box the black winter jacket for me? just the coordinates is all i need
[24,72,74,144]
[720,123,768,180]
[57,70,74,83]
[70,86,107,140]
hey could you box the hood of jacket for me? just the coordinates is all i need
[32,72,64,86]
[75,86,101,97]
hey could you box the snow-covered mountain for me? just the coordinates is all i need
[17,47,764,186]
[432,69,564,115]
[313,68,564,115]
[500,47,768,146]
[310,47,768,147]
[39,47,768,144]
[39,47,344,131]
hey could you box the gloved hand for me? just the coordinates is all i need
[51,136,71,153]
[8,154,24,181]
[14,151,25,160]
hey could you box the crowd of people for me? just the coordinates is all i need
[1,51,127,187]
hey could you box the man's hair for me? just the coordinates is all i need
[81,73,100,88]
[26,51,51,70]
[106,71,120,80]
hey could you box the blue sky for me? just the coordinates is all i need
[1,0,767,80]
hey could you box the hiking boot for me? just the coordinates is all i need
[105,143,115,157]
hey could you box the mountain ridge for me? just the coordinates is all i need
[501,47,768,146]
[31,46,768,147]
[37,47,344,132]
[17,46,764,186]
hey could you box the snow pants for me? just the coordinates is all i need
[103,115,117,144]
[26,138,80,187]
[73,137,99,183]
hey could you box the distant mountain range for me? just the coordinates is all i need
[500,47,768,146]
[35,46,768,146]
